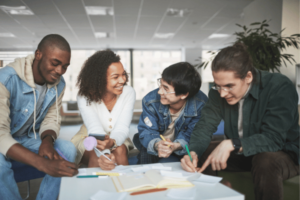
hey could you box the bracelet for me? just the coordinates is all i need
[110,139,117,151]
[41,134,56,144]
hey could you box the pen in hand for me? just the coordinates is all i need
[185,145,197,173]
[94,147,117,166]
[55,148,69,162]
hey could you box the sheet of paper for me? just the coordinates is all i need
[90,190,127,200]
[112,165,132,173]
[78,168,87,175]
[160,170,184,178]
[167,187,196,199]
[131,166,151,173]
[194,174,222,184]
[143,163,172,170]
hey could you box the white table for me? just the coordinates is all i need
[59,162,244,200]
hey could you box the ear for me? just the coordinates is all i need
[180,93,189,100]
[35,49,42,61]
[245,71,253,84]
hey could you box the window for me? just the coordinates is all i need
[133,50,181,100]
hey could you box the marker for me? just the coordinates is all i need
[55,148,69,162]
[94,148,117,166]
[77,175,108,178]
[160,135,170,147]
[185,145,197,173]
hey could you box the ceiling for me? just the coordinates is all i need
[0,0,253,51]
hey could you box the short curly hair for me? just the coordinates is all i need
[77,50,128,104]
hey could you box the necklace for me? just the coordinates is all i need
[103,95,117,112]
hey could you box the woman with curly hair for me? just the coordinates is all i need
[71,50,135,170]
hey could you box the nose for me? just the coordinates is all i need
[55,66,63,75]
[158,86,164,95]
[119,76,126,84]
[219,89,228,98]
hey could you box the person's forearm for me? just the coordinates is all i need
[6,143,46,171]
[172,142,183,151]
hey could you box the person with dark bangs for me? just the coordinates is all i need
[133,62,208,164]
[71,50,135,170]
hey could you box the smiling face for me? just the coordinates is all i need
[34,46,70,85]
[212,70,253,105]
[105,62,127,96]
[158,78,188,106]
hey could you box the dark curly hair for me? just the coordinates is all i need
[77,50,128,104]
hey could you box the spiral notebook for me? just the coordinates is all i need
[111,169,194,192]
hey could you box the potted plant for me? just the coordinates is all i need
[196,20,300,72]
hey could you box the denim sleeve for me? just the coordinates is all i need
[137,99,161,152]
[173,102,206,156]
[147,138,162,156]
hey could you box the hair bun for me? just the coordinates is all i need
[233,42,248,51]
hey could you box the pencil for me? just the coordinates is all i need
[160,135,171,147]
[130,188,168,195]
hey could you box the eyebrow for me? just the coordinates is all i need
[52,59,62,64]
[214,82,235,87]
[110,71,125,77]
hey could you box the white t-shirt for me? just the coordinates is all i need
[77,86,136,146]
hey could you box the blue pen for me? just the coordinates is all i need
[55,148,69,162]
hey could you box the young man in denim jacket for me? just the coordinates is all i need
[133,62,208,164]
[0,34,78,200]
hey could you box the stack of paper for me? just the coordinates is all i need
[112,165,132,174]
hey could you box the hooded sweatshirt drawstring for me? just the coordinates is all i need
[32,86,59,139]
[32,88,37,139]
[55,86,58,124]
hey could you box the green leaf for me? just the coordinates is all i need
[250,22,261,26]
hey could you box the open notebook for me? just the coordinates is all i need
[111,169,194,192]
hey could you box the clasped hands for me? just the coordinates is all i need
[155,138,181,158]
[181,140,234,173]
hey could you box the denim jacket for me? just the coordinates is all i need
[0,55,65,155]
[133,88,208,163]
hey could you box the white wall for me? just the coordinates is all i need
[281,0,300,83]
[184,47,210,96]
[242,0,282,34]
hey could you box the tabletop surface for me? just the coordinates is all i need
[59,162,244,200]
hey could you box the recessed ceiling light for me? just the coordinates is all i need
[85,6,114,15]
[154,33,174,39]
[208,33,230,39]
[166,8,191,17]
[0,6,34,15]
[95,32,109,38]
[0,33,15,37]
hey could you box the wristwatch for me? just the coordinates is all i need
[231,138,241,153]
